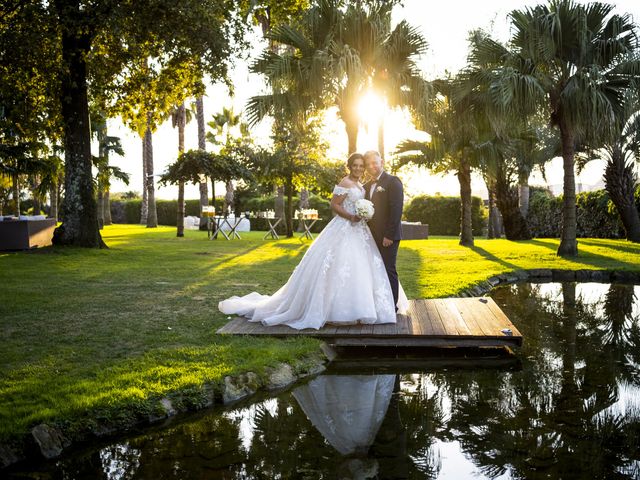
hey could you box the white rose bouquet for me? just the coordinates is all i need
[355,199,375,221]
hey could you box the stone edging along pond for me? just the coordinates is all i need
[0,355,328,469]
[2,267,640,470]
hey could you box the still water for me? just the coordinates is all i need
[7,282,640,479]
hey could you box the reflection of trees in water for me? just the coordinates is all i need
[243,397,340,479]
[395,374,445,478]
[438,282,640,479]
[49,283,640,479]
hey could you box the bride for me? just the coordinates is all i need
[218,152,408,330]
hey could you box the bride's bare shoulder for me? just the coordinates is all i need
[337,176,356,188]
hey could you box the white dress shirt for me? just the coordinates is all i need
[369,172,383,198]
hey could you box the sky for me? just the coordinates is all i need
[105,0,640,201]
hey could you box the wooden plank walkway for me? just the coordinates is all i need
[216,297,522,348]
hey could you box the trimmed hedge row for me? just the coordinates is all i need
[403,194,486,236]
[526,187,640,238]
[110,187,640,239]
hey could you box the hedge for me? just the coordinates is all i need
[526,187,640,238]
[403,194,486,236]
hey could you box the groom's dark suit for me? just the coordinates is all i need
[364,171,403,307]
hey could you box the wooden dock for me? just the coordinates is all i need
[217,297,522,348]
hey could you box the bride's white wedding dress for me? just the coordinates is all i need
[218,184,408,330]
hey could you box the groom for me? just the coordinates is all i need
[363,150,404,309]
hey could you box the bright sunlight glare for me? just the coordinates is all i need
[357,90,386,130]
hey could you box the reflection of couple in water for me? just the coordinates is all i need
[292,374,408,479]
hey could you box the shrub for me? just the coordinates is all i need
[527,187,628,238]
[403,194,486,236]
[576,189,624,238]
[526,187,561,237]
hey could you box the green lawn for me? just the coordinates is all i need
[1,224,640,444]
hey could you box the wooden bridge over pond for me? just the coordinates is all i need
[217,297,522,349]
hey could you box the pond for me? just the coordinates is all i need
[6,282,640,479]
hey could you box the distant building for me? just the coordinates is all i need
[547,181,605,196]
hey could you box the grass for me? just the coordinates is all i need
[1,225,640,444]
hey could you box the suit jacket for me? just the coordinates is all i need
[364,171,404,242]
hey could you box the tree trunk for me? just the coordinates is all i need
[97,189,104,229]
[176,103,186,237]
[177,181,185,237]
[495,164,531,240]
[144,112,157,228]
[286,178,294,238]
[519,183,530,218]
[297,188,309,232]
[97,139,105,229]
[457,160,474,247]
[140,135,148,224]
[224,180,234,215]
[196,95,209,230]
[103,189,112,225]
[275,185,285,219]
[210,177,216,211]
[51,1,104,247]
[557,121,578,256]
[12,172,19,216]
[486,180,498,239]
[604,150,640,242]
[31,175,41,215]
[49,181,58,221]
[346,119,358,155]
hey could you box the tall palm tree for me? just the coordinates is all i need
[395,78,479,246]
[462,1,639,255]
[249,0,428,157]
[206,106,248,214]
[91,109,125,227]
[171,102,194,237]
[597,90,640,242]
[331,0,429,155]
[195,95,209,230]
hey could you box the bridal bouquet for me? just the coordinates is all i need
[355,199,375,220]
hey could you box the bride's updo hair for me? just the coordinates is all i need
[347,152,364,168]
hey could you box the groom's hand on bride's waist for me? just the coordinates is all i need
[382,237,393,247]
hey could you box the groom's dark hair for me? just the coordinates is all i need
[347,152,364,168]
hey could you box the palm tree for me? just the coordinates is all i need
[91,109,125,227]
[395,78,479,246]
[171,102,194,237]
[195,95,209,230]
[206,106,249,214]
[595,90,640,242]
[329,0,429,155]
[249,0,428,157]
[463,1,639,255]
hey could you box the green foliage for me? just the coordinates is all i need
[526,187,562,238]
[403,194,486,236]
[527,188,629,239]
[576,190,625,238]
[111,199,207,225]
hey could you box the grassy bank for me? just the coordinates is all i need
[1,225,640,444]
